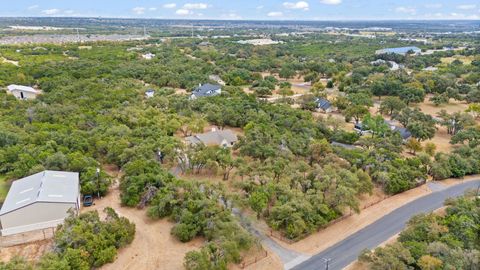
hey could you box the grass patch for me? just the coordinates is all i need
[440,55,475,65]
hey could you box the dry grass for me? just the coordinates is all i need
[83,169,203,270]
[440,55,475,65]
[0,240,53,263]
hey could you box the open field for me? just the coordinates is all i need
[440,55,475,65]
[83,170,203,270]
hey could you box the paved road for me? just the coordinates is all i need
[293,180,480,270]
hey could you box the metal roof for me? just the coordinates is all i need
[191,84,222,98]
[185,129,238,146]
[0,171,79,216]
[376,46,421,55]
[315,98,332,110]
[7,84,39,94]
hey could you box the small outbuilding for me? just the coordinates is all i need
[7,84,40,100]
[0,170,80,236]
[145,89,155,98]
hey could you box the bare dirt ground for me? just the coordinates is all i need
[84,169,204,270]
[0,240,52,263]
[415,95,469,116]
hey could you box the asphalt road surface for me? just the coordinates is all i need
[293,180,480,270]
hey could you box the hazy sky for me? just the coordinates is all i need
[1,0,479,20]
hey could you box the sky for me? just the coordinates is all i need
[1,0,479,20]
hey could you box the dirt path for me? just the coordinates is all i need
[83,176,203,270]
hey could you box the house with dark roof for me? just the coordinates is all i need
[315,98,336,113]
[185,129,238,147]
[190,84,222,99]
[0,171,80,236]
[393,126,412,141]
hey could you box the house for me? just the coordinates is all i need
[393,126,412,141]
[185,129,238,147]
[142,53,155,60]
[145,89,155,98]
[354,122,371,135]
[375,46,421,56]
[190,84,222,99]
[315,98,336,113]
[0,170,80,236]
[7,84,40,100]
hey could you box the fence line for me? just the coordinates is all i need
[0,227,55,247]
[239,250,268,269]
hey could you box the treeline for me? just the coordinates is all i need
[360,194,479,269]
[0,208,135,270]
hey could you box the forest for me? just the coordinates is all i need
[0,29,479,268]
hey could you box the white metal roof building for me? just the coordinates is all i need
[6,84,40,100]
[0,171,80,236]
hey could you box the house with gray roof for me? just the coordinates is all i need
[0,171,80,236]
[185,129,238,147]
[315,98,336,113]
[190,84,222,99]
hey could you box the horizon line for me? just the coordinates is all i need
[0,16,479,22]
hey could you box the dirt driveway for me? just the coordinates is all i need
[83,177,203,270]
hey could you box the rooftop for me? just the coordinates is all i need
[191,83,222,98]
[7,84,39,94]
[186,129,238,146]
[0,170,79,216]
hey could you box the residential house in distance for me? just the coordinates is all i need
[190,83,222,99]
[393,126,412,141]
[145,89,155,98]
[315,98,336,113]
[0,170,80,236]
[7,84,40,100]
[142,52,155,60]
[185,128,238,148]
[375,46,421,55]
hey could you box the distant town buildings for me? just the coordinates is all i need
[237,39,283,46]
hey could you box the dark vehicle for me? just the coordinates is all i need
[83,195,93,207]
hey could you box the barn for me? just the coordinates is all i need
[0,170,80,236]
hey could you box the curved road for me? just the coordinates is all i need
[293,180,480,270]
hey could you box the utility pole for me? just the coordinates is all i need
[322,258,332,270]
[144,25,147,37]
[76,28,80,41]
[96,167,100,198]
[191,24,194,38]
